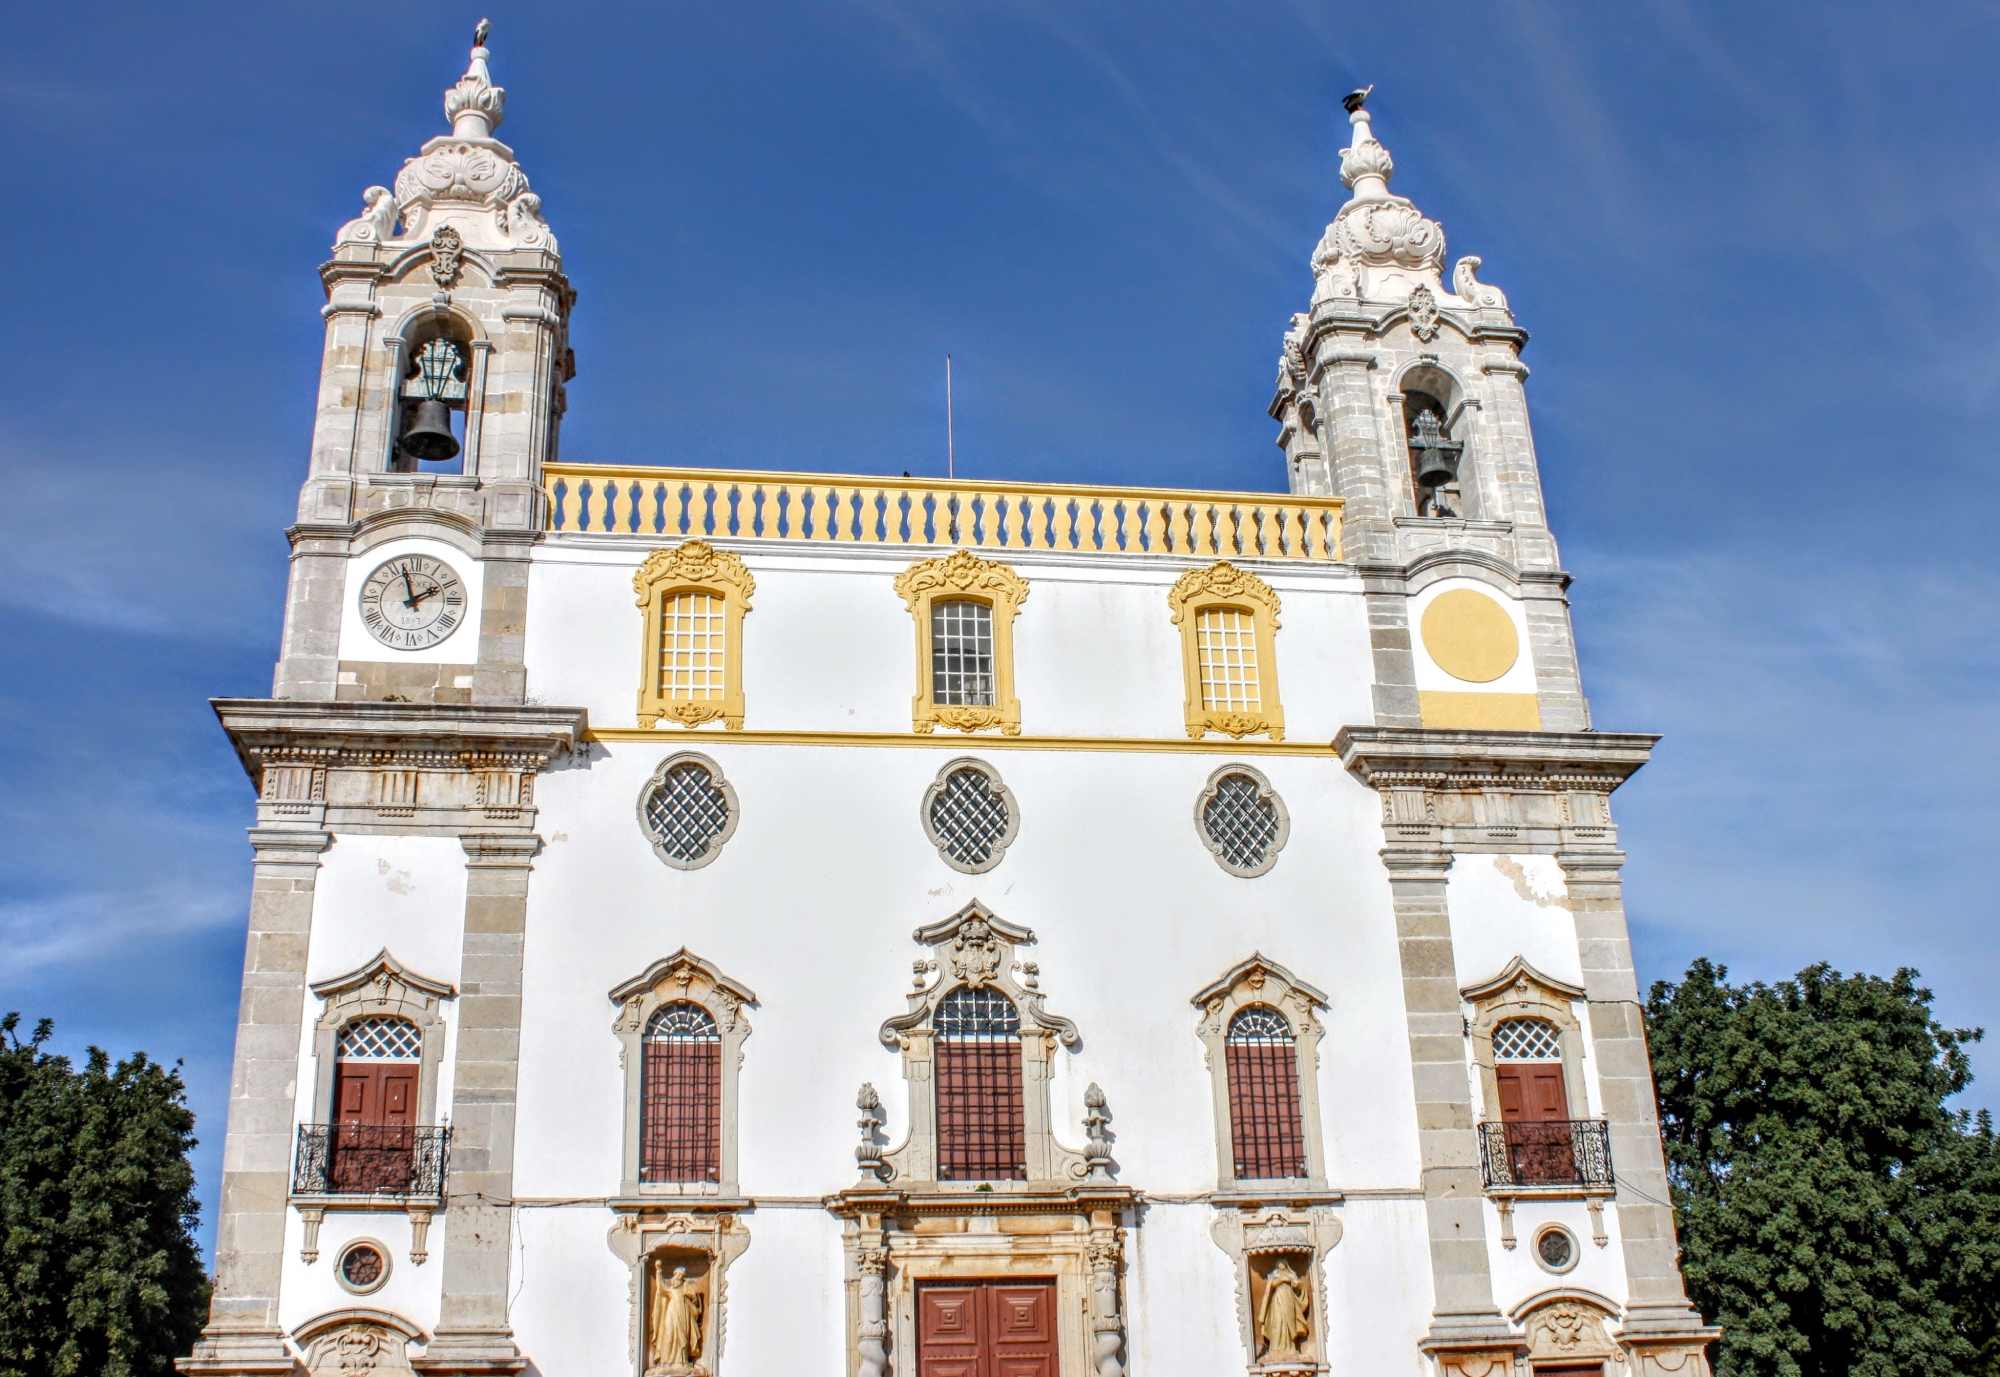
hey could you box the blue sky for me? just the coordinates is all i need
[3,3,1995,1258]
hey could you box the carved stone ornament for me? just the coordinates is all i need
[1523,1296,1625,1365]
[429,226,466,289]
[1167,562,1285,741]
[294,1309,425,1377]
[1453,255,1510,311]
[1407,284,1441,342]
[335,186,401,246]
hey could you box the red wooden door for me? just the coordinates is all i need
[917,1279,1056,1377]
[1497,1063,1575,1184]
[331,1063,417,1192]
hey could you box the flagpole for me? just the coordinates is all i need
[945,353,956,481]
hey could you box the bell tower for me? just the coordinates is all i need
[1270,89,1588,733]
[276,19,574,704]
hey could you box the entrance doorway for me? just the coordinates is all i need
[916,1278,1057,1377]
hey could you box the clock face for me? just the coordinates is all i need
[358,555,467,650]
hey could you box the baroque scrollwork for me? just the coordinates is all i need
[633,541,756,731]
[1167,562,1285,741]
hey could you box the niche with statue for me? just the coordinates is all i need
[1211,1205,1342,1374]
[608,1210,750,1377]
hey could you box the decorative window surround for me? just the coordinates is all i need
[1195,765,1291,878]
[1508,1290,1627,1373]
[1192,954,1332,1196]
[609,949,758,1200]
[920,757,1021,874]
[894,552,1028,736]
[636,752,741,871]
[1168,562,1285,741]
[874,901,1091,1188]
[297,951,454,1267]
[633,541,754,731]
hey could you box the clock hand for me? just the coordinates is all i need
[401,568,417,608]
[408,583,443,606]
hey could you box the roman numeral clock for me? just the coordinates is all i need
[358,555,466,650]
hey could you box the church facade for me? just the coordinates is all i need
[184,28,1717,1377]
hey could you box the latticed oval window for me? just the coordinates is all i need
[1196,767,1290,877]
[933,987,1026,1182]
[640,1002,722,1184]
[1492,1017,1563,1062]
[637,753,739,870]
[1225,1006,1307,1180]
[923,760,1019,873]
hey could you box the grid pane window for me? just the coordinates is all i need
[930,600,996,706]
[640,1002,721,1183]
[657,591,727,701]
[1195,607,1261,712]
[1224,1005,1306,1180]
[933,987,1026,1181]
[1492,1018,1563,1062]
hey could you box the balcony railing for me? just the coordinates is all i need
[1477,1119,1614,1189]
[293,1124,450,1200]
[541,463,1343,563]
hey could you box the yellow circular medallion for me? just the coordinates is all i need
[1419,589,1519,683]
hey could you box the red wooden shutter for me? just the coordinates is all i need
[1497,1057,1574,1184]
[933,989,1026,1182]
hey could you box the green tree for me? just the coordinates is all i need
[1647,960,2000,1377]
[0,1012,209,1377]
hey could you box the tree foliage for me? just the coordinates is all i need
[1647,959,2000,1377]
[0,1012,209,1377]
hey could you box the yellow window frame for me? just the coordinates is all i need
[894,550,1029,736]
[633,540,755,730]
[1168,561,1285,741]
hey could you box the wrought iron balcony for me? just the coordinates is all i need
[1477,1119,1614,1190]
[293,1124,450,1200]
[542,463,1344,563]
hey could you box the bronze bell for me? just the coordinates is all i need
[1410,409,1461,490]
[400,398,460,463]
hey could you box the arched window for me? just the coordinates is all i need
[391,328,472,475]
[331,1016,421,1192]
[1224,1006,1306,1180]
[933,986,1026,1181]
[641,1002,722,1184]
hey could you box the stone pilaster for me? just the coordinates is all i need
[1521,571,1589,732]
[1472,357,1558,571]
[1557,847,1717,1364]
[181,827,332,1376]
[414,831,542,1375]
[1381,845,1516,1361]
[472,536,532,705]
[1314,348,1396,562]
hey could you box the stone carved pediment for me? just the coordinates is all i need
[294,1309,424,1376]
[1522,1296,1624,1363]
[882,901,1077,1049]
[610,948,760,1036]
[311,950,455,1013]
[1459,954,1586,1007]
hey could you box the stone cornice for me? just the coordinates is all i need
[213,698,586,784]
[1336,727,1656,795]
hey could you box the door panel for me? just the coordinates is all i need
[1496,1063,1576,1184]
[330,1062,418,1193]
[917,1279,1057,1377]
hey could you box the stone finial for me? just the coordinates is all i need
[855,1082,887,1179]
[1082,1083,1113,1180]
[444,19,506,139]
[1339,89,1394,199]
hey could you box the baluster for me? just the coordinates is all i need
[1147,501,1174,554]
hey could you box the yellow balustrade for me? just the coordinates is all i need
[541,464,1343,563]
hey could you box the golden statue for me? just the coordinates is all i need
[647,1263,706,1374]
[1256,1257,1311,1363]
